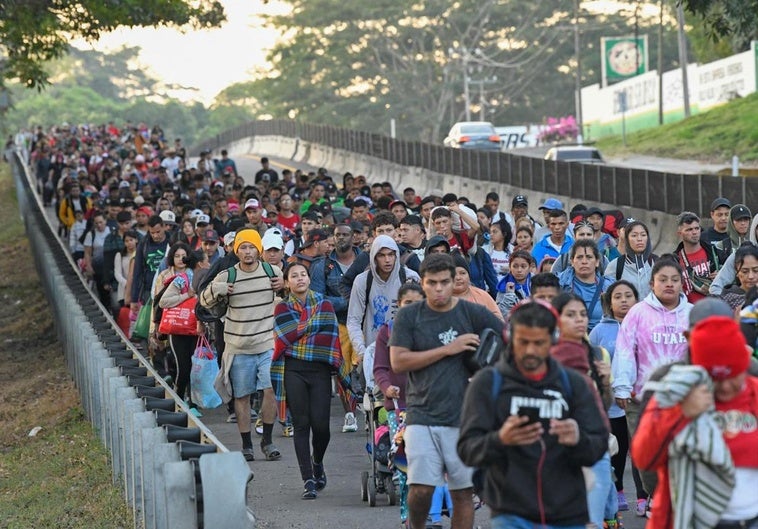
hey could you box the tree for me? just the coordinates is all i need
[234,1,681,141]
[683,0,758,50]
[0,0,225,89]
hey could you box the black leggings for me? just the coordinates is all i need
[611,415,647,499]
[169,334,196,405]
[284,357,332,481]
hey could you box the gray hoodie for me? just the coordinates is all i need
[346,235,420,356]
[709,212,758,295]
[603,221,655,299]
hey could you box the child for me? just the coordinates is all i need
[496,250,534,319]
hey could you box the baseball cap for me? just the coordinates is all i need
[512,195,528,207]
[228,203,240,213]
[389,199,406,210]
[302,228,329,248]
[223,231,236,247]
[195,214,211,226]
[349,220,365,233]
[244,198,260,210]
[136,206,153,216]
[710,197,731,211]
[118,180,130,189]
[584,206,604,218]
[133,195,145,206]
[618,217,636,230]
[202,229,219,242]
[189,208,203,219]
[688,297,734,328]
[730,204,752,221]
[159,210,176,224]
[262,230,284,250]
[538,198,564,211]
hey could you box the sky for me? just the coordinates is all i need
[73,0,289,105]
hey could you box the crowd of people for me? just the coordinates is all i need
[14,122,758,529]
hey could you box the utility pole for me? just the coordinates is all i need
[574,0,584,143]
[658,0,664,124]
[463,48,471,121]
[676,2,691,117]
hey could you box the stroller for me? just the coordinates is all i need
[360,391,398,507]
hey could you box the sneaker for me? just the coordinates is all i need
[227,412,237,423]
[302,479,317,500]
[242,448,255,461]
[255,417,264,435]
[312,459,327,491]
[635,498,648,517]
[646,498,653,519]
[342,412,358,433]
[617,490,629,511]
[189,407,203,418]
[281,425,294,437]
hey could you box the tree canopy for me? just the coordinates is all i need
[237,0,681,141]
[0,0,225,89]
[683,0,758,50]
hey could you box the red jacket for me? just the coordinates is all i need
[631,376,758,528]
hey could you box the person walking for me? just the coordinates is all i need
[271,263,355,499]
[557,239,612,332]
[457,301,608,529]
[200,229,284,461]
[389,253,503,529]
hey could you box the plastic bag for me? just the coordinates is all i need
[190,335,222,409]
[131,300,152,340]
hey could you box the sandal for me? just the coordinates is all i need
[260,442,281,461]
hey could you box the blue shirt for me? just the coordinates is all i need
[531,234,574,267]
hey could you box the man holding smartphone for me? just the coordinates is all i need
[457,302,608,529]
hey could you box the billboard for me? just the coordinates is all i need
[602,35,648,86]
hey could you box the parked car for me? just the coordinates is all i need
[443,121,502,151]
[544,145,605,164]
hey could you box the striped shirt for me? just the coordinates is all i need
[201,262,282,356]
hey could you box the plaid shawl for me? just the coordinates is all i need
[271,290,356,420]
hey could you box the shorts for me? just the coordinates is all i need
[404,425,473,490]
[229,350,273,398]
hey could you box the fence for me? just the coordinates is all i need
[194,119,758,217]
[9,152,254,529]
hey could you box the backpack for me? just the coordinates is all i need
[471,366,573,495]
[195,262,276,323]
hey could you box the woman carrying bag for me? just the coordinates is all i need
[271,263,356,500]
[156,242,203,416]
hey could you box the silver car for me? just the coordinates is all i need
[443,121,502,151]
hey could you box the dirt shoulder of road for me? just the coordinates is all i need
[0,162,132,527]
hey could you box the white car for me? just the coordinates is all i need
[544,146,605,164]
[443,121,502,152]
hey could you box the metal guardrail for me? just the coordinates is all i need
[9,151,254,529]
[193,119,758,217]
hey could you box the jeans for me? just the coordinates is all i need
[491,514,586,529]
[587,452,617,526]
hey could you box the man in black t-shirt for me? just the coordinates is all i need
[390,253,503,529]
[254,156,279,185]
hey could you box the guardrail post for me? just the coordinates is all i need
[164,461,198,528]
[199,453,255,528]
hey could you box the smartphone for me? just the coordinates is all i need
[517,406,541,425]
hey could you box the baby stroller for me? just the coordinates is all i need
[360,391,398,507]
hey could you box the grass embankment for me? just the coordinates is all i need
[0,162,132,528]
[596,92,758,163]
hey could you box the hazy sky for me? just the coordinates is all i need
[73,0,288,105]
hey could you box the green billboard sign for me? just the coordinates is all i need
[602,35,648,86]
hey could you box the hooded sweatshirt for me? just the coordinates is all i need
[709,213,758,296]
[589,316,626,419]
[457,356,608,525]
[346,235,419,356]
[603,220,656,299]
[611,291,692,400]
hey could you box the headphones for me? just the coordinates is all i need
[503,299,561,345]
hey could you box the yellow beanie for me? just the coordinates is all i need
[234,229,263,254]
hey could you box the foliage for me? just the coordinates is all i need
[229,0,683,142]
[683,0,758,50]
[595,92,758,162]
[0,0,226,89]
[537,116,578,144]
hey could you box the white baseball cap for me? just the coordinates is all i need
[159,210,176,224]
[195,214,211,226]
[262,231,284,250]
[223,231,236,247]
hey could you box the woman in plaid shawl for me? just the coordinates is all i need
[272,263,356,500]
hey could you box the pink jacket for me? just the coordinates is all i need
[611,292,692,399]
